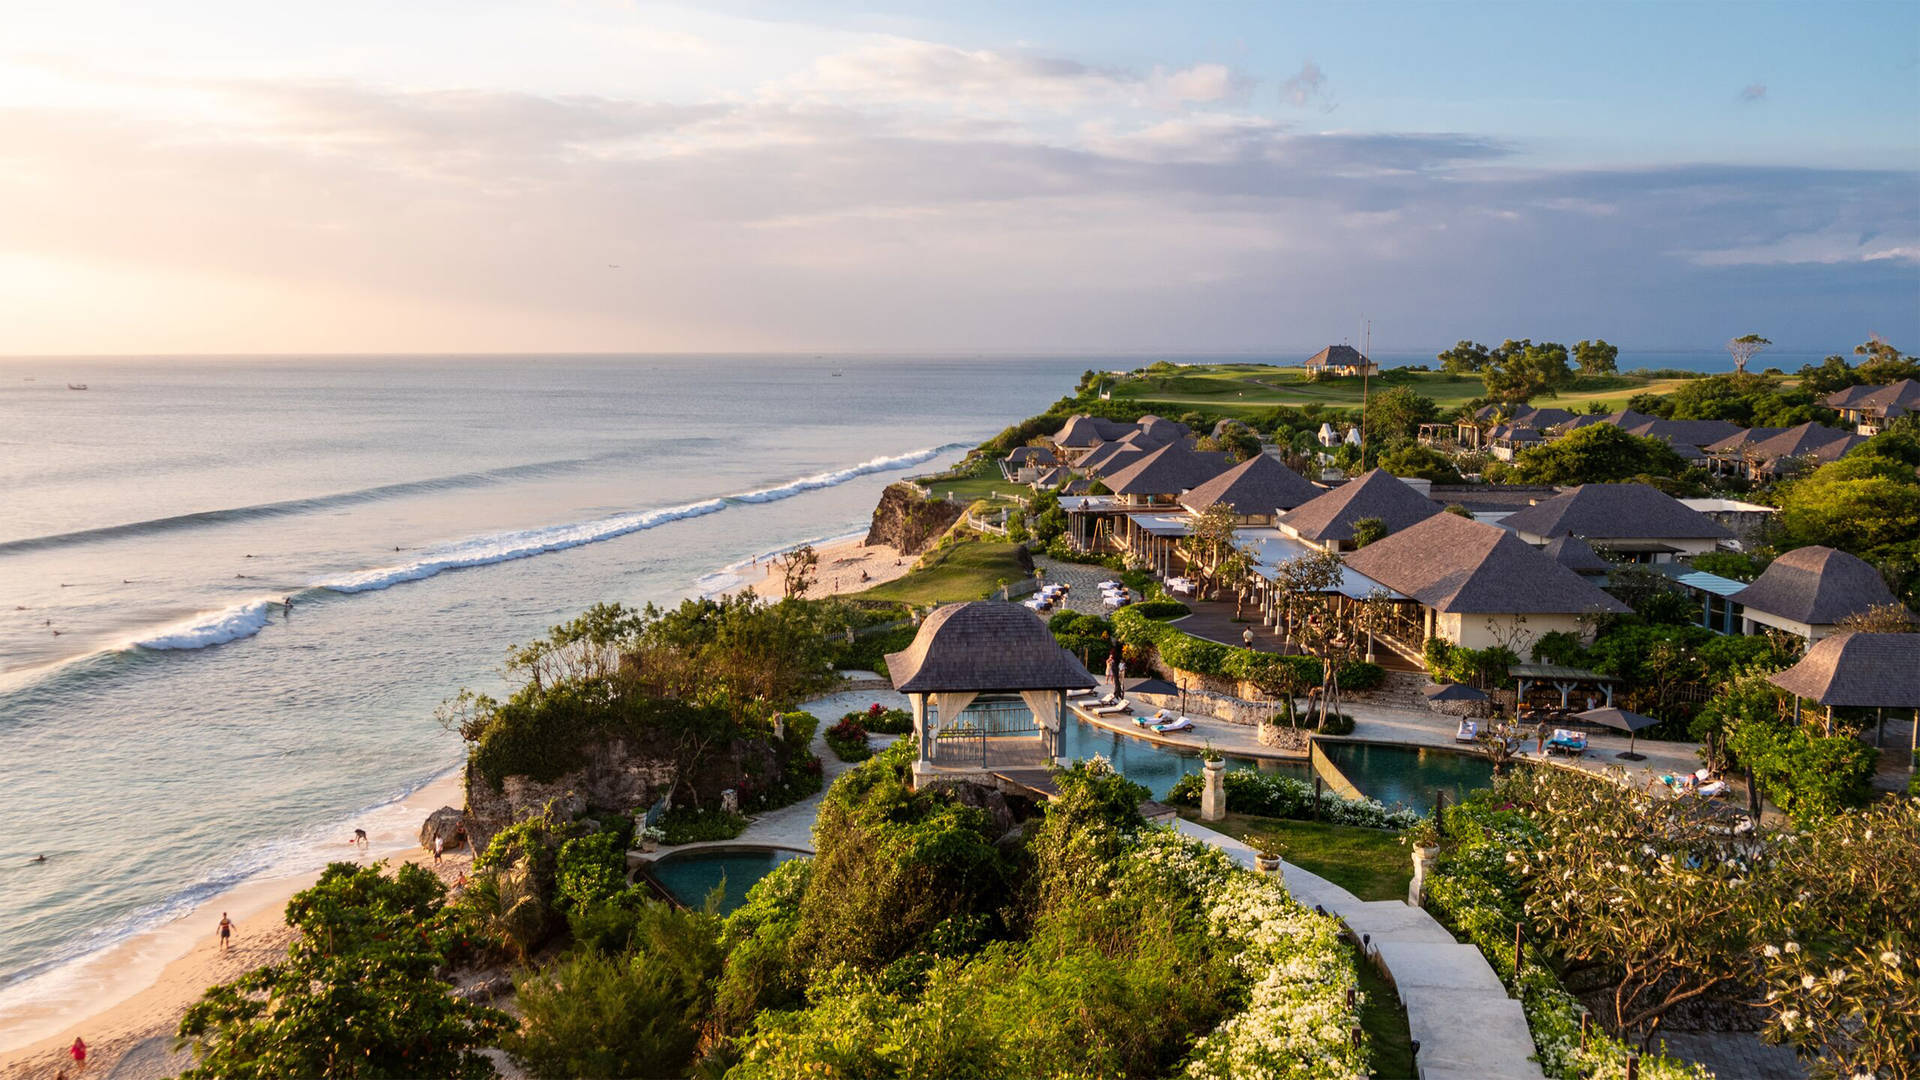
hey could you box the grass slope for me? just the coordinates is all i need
[1188,811,1414,902]
[851,538,1030,606]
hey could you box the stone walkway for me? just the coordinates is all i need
[1174,817,1544,1080]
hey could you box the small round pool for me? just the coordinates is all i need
[645,847,808,914]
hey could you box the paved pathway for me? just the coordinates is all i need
[1175,817,1545,1080]
[1031,556,1129,614]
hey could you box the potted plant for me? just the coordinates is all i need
[1254,838,1282,877]
[1405,816,1441,865]
[639,824,666,853]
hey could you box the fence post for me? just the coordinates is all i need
[1513,921,1523,984]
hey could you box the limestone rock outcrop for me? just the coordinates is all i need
[864,482,965,556]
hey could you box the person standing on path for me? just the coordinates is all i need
[433,835,444,863]
[1242,627,1254,648]
[217,913,233,952]
[68,1037,86,1071]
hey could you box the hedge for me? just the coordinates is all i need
[1129,599,1190,620]
[1165,770,1418,829]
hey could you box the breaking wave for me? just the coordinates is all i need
[131,600,277,651]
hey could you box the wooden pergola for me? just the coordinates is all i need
[1509,663,1617,710]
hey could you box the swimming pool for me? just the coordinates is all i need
[1314,741,1495,815]
[1060,715,1308,799]
[644,847,808,914]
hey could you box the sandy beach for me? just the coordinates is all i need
[0,770,470,1080]
[746,534,911,599]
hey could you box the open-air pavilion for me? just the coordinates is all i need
[1510,663,1617,711]
[1768,632,1920,763]
[887,601,1098,789]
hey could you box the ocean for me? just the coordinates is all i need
[0,345,1802,1039]
[0,353,1093,1041]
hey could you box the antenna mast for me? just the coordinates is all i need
[1359,319,1371,468]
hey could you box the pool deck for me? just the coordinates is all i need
[1074,683,1760,812]
[1175,817,1545,1080]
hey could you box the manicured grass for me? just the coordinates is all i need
[1188,811,1414,902]
[1102,365,1696,417]
[850,538,1031,606]
[914,455,1023,504]
[1356,947,1418,1079]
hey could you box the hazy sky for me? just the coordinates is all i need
[2,0,1916,355]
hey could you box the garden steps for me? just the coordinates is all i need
[1173,818,1546,1080]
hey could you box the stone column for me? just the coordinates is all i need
[1201,759,1226,822]
[1409,844,1439,907]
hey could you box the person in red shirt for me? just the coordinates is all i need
[69,1036,87,1070]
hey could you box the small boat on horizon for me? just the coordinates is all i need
[67,383,88,391]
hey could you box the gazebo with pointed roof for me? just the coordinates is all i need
[887,601,1097,787]
[1731,546,1903,641]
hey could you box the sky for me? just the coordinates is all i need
[0,0,1915,356]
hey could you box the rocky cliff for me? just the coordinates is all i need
[865,482,965,556]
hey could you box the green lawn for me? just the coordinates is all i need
[1101,365,1694,418]
[1356,948,1418,1079]
[1187,811,1413,902]
[850,539,1031,606]
[913,455,1023,504]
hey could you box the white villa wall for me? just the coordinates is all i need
[1436,611,1589,653]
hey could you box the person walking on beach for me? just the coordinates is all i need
[217,913,233,952]
[433,835,444,863]
[68,1036,86,1071]
[351,827,369,854]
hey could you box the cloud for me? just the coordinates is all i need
[0,48,1912,354]
[1740,83,1767,102]
[1281,60,1331,109]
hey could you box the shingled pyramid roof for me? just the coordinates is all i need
[1277,469,1441,543]
[1103,442,1231,497]
[1769,632,1920,707]
[1178,454,1322,515]
[1730,546,1900,626]
[1341,513,1632,615]
[1501,483,1732,541]
[1542,534,1613,574]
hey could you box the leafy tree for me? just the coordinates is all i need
[1727,718,1879,824]
[1177,503,1250,601]
[1481,339,1574,403]
[1572,338,1619,376]
[1363,385,1439,442]
[508,902,725,1079]
[1775,456,1920,554]
[555,831,626,912]
[1728,332,1772,374]
[774,544,819,598]
[176,863,509,1080]
[1438,340,1492,375]
[1834,603,1916,633]
[1378,442,1464,483]
[1853,333,1920,384]
[1506,424,1691,485]
[1349,516,1387,548]
[1798,354,1862,397]
[1661,372,1828,427]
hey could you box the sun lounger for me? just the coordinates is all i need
[1454,720,1477,742]
[1544,729,1587,757]
[1067,688,1095,698]
[1090,702,1131,716]
[1138,708,1176,727]
[1153,716,1195,733]
[1696,780,1729,798]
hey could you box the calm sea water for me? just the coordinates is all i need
[0,353,1093,1029]
[0,345,1774,1030]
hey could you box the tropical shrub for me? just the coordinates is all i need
[1334,660,1384,692]
[509,901,725,1079]
[843,703,912,734]
[555,831,626,912]
[1725,718,1878,824]
[823,716,872,762]
[1165,770,1418,829]
[657,805,749,845]
[1317,711,1356,736]
[1130,599,1191,620]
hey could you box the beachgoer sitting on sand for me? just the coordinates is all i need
[218,913,233,952]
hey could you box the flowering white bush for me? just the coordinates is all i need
[1119,831,1368,1080]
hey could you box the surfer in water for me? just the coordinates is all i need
[283,596,293,615]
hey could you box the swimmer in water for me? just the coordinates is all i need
[31,855,46,863]
[284,597,293,614]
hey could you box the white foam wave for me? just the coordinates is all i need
[317,498,729,594]
[728,444,962,504]
[132,600,275,651]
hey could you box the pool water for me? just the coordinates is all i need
[1315,742,1496,815]
[1060,717,1308,799]
[646,848,807,914]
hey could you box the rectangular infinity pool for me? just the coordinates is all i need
[1061,716,1308,799]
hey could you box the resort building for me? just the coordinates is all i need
[1341,512,1631,656]
[1499,482,1732,561]
[1058,443,1234,556]
[1275,469,1442,552]
[1825,379,1920,435]
[1705,421,1864,480]
[886,601,1097,789]
[1175,453,1322,525]
[1304,345,1377,377]
[1728,546,1902,641]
